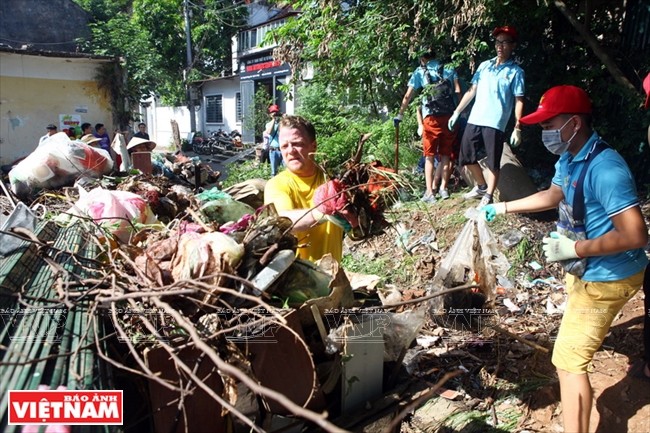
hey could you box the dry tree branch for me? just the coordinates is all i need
[127,297,264,433]
[149,296,347,432]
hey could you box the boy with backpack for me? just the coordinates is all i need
[395,48,462,203]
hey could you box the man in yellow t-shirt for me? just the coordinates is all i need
[264,115,350,262]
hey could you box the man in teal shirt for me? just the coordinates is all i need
[481,85,648,433]
[448,26,525,207]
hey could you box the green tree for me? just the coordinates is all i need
[75,0,247,115]
[271,0,650,186]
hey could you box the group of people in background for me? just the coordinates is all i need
[395,25,524,208]
[37,121,155,173]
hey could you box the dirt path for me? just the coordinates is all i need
[515,290,649,433]
[344,189,650,432]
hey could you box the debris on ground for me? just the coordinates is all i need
[1,143,648,432]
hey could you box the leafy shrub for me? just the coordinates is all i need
[222,160,272,188]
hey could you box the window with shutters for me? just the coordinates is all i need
[205,95,223,124]
[235,92,242,122]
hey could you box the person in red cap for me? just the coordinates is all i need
[448,25,525,207]
[480,85,648,433]
[265,104,283,176]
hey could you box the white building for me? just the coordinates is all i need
[196,2,299,144]
[143,1,300,147]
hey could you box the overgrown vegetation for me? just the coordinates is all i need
[296,82,422,172]
[75,0,247,115]
[272,0,650,188]
[221,160,272,189]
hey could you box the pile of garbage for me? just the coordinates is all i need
[0,133,420,431]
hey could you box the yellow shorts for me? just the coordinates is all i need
[551,270,644,374]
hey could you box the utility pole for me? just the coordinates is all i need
[183,0,197,132]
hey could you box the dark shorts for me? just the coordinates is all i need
[459,124,504,172]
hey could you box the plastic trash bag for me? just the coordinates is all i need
[427,207,510,315]
[0,202,37,257]
[171,231,245,304]
[197,188,255,225]
[9,132,113,198]
[56,187,158,244]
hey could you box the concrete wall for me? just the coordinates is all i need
[0,52,113,164]
[201,77,241,135]
[145,100,203,151]
[0,0,91,53]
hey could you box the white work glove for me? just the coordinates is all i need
[393,114,402,127]
[480,202,506,222]
[417,123,423,137]
[510,128,522,147]
[542,232,580,262]
[448,112,459,130]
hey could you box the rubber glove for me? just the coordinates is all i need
[480,202,506,222]
[510,128,522,147]
[393,114,402,128]
[448,112,459,130]
[542,232,580,262]
[314,179,347,215]
[417,123,423,137]
[313,180,359,229]
[325,214,352,232]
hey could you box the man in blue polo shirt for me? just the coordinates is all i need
[394,48,462,203]
[448,25,525,207]
[480,85,648,433]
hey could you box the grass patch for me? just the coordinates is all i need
[341,254,390,278]
[441,409,513,432]
[222,160,271,188]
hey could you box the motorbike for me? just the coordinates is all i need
[191,133,211,154]
[206,129,239,153]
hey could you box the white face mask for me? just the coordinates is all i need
[541,117,577,155]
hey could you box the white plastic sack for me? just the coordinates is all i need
[111,133,130,171]
[427,207,510,314]
[9,132,113,197]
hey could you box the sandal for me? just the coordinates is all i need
[627,359,650,382]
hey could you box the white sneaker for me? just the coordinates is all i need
[439,189,450,200]
[463,185,487,200]
[420,193,436,204]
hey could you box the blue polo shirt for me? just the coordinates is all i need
[407,60,458,118]
[551,132,648,281]
[467,57,524,132]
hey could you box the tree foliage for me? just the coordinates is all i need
[272,0,650,186]
[75,0,247,112]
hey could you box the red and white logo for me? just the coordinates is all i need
[8,390,123,425]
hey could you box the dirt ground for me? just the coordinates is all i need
[342,184,650,433]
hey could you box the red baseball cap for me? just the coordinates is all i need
[492,26,518,42]
[520,85,592,125]
[268,104,280,114]
[643,73,650,110]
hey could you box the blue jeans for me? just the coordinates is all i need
[269,148,282,176]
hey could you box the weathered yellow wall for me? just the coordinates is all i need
[0,77,112,164]
[0,59,114,164]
